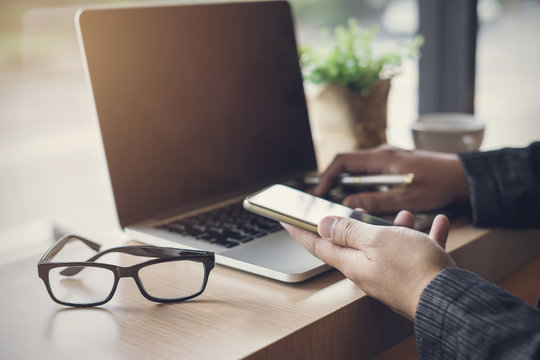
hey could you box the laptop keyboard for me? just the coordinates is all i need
[156,203,283,248]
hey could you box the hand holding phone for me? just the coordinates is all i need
[243,184,394,233]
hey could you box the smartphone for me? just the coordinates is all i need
[243,184,394,233]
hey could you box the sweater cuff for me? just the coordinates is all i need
[458,147,536,227]
[458,151,499,226]
[414,267,478,359]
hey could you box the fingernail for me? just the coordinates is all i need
[318,217,337,239]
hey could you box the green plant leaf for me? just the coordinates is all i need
[301,18,423,93]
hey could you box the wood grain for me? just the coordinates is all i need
[1,220,539,359]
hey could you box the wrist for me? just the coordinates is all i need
[448,155,471,203]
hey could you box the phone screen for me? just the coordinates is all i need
[245,184,393,229]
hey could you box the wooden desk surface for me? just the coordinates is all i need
[1,219,539,360]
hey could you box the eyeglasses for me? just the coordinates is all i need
[37,235,215,307]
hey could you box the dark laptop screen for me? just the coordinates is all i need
[78,1,317,227]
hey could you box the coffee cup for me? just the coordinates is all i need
[411,113,484,153]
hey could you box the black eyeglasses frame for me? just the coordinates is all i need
[37,234,215,307]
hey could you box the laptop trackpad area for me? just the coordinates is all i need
[220,231,326,277]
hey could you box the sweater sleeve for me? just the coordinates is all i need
[458,142,540,228]
[415,268,540,360]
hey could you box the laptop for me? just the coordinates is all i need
[76,1,330,282]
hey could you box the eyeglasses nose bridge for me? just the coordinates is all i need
[117,266,138,279]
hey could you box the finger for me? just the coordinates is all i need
[428,215,450,249]
[343,188,406,213]
[393,210,415,228]
[281,223,349,269]
[313,152,384,196]
[318,216,372,249]
[312,156,348,196]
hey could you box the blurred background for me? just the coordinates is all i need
[1,0,539,241]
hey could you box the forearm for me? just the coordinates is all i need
[459,142,540,228]
[415,268,540,360]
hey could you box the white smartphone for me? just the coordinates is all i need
[243,184,394,233]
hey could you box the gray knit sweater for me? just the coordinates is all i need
[415,142,540,359]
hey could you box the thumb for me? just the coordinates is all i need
[343,189,404,213]
[318,216,367,249]
[428,215,450,249]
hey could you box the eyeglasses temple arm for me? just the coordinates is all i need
[40,235,101,263]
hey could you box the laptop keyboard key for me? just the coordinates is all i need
[236,235,255,243]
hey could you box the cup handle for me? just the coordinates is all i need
[461,134,477,152]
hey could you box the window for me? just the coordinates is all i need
[1,0,538,235]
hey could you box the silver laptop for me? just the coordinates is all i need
[76,1,329,282]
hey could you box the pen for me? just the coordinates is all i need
[304,173,415,188]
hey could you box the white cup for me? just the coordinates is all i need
[411,113,485,153]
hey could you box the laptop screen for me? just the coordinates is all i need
[78,1,317,227]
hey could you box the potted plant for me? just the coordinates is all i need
[301,19,422,168]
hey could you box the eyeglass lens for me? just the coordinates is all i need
[138,260,206,300]
[49,266,115,305]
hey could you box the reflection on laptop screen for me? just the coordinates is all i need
[78,1,316,226]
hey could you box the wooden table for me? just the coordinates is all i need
[1,218,539,359]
